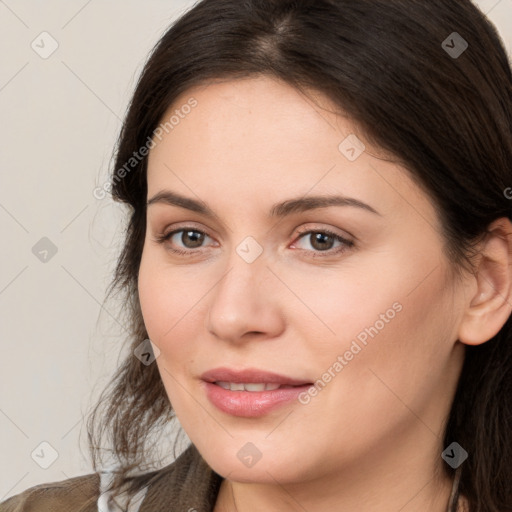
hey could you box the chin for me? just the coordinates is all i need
[199,442,311,484]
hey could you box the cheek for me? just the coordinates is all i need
[139,247,192,337]
[331,267,455,416]
[137,256,216,426]
[301,246,454,388]
[138,260,171,341]
[289,255,407,352]
[137,251,211,370]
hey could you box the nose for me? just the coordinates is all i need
[205,251,285,344]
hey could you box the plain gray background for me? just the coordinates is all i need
[0,0,511,501]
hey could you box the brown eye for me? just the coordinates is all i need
[292,229,354,257]
[154,228,213,255]
[178,230,205,248]
[308,232,336,251]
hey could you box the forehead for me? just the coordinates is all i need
[148,76,365,181]
[157,76,345,156]
[145,76,437,228]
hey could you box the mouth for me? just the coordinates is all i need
[200,367,314,417]
[213,382,306,391]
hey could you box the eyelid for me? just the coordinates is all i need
[157,221,353,242]
[292,224,355,243]
[158,221,216,240]
[153,222,355,258]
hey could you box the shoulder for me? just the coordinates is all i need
[0,444,223,512]
[0,472,99,512]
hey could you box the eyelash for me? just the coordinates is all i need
[152,226,355,258]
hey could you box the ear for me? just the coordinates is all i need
[458,217,512,346]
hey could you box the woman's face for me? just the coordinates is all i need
[138,75,467,485]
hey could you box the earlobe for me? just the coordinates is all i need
[457,217,512,346]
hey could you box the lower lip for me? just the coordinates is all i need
[203,381,313,417]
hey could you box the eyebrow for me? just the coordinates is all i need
[146,190,381,218]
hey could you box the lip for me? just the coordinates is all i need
[201,367,312,386]
[201,367,313,418]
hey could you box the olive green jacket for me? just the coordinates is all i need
[0,444,223,512]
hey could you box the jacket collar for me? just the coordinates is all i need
[139,443,223,511]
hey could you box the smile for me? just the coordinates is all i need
[215,382,299,391]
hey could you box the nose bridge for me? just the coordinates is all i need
[215,232,267,294]
[205,238,282,341]
[212,240,267,313]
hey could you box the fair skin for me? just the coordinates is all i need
[137,75,512,512]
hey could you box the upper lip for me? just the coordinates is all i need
[201,367,312,386]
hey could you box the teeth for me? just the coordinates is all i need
[245,383,280,391]
[216,382,282,392]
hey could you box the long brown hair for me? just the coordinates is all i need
[86,1,512,510]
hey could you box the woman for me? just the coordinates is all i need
[2,0,511,511]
